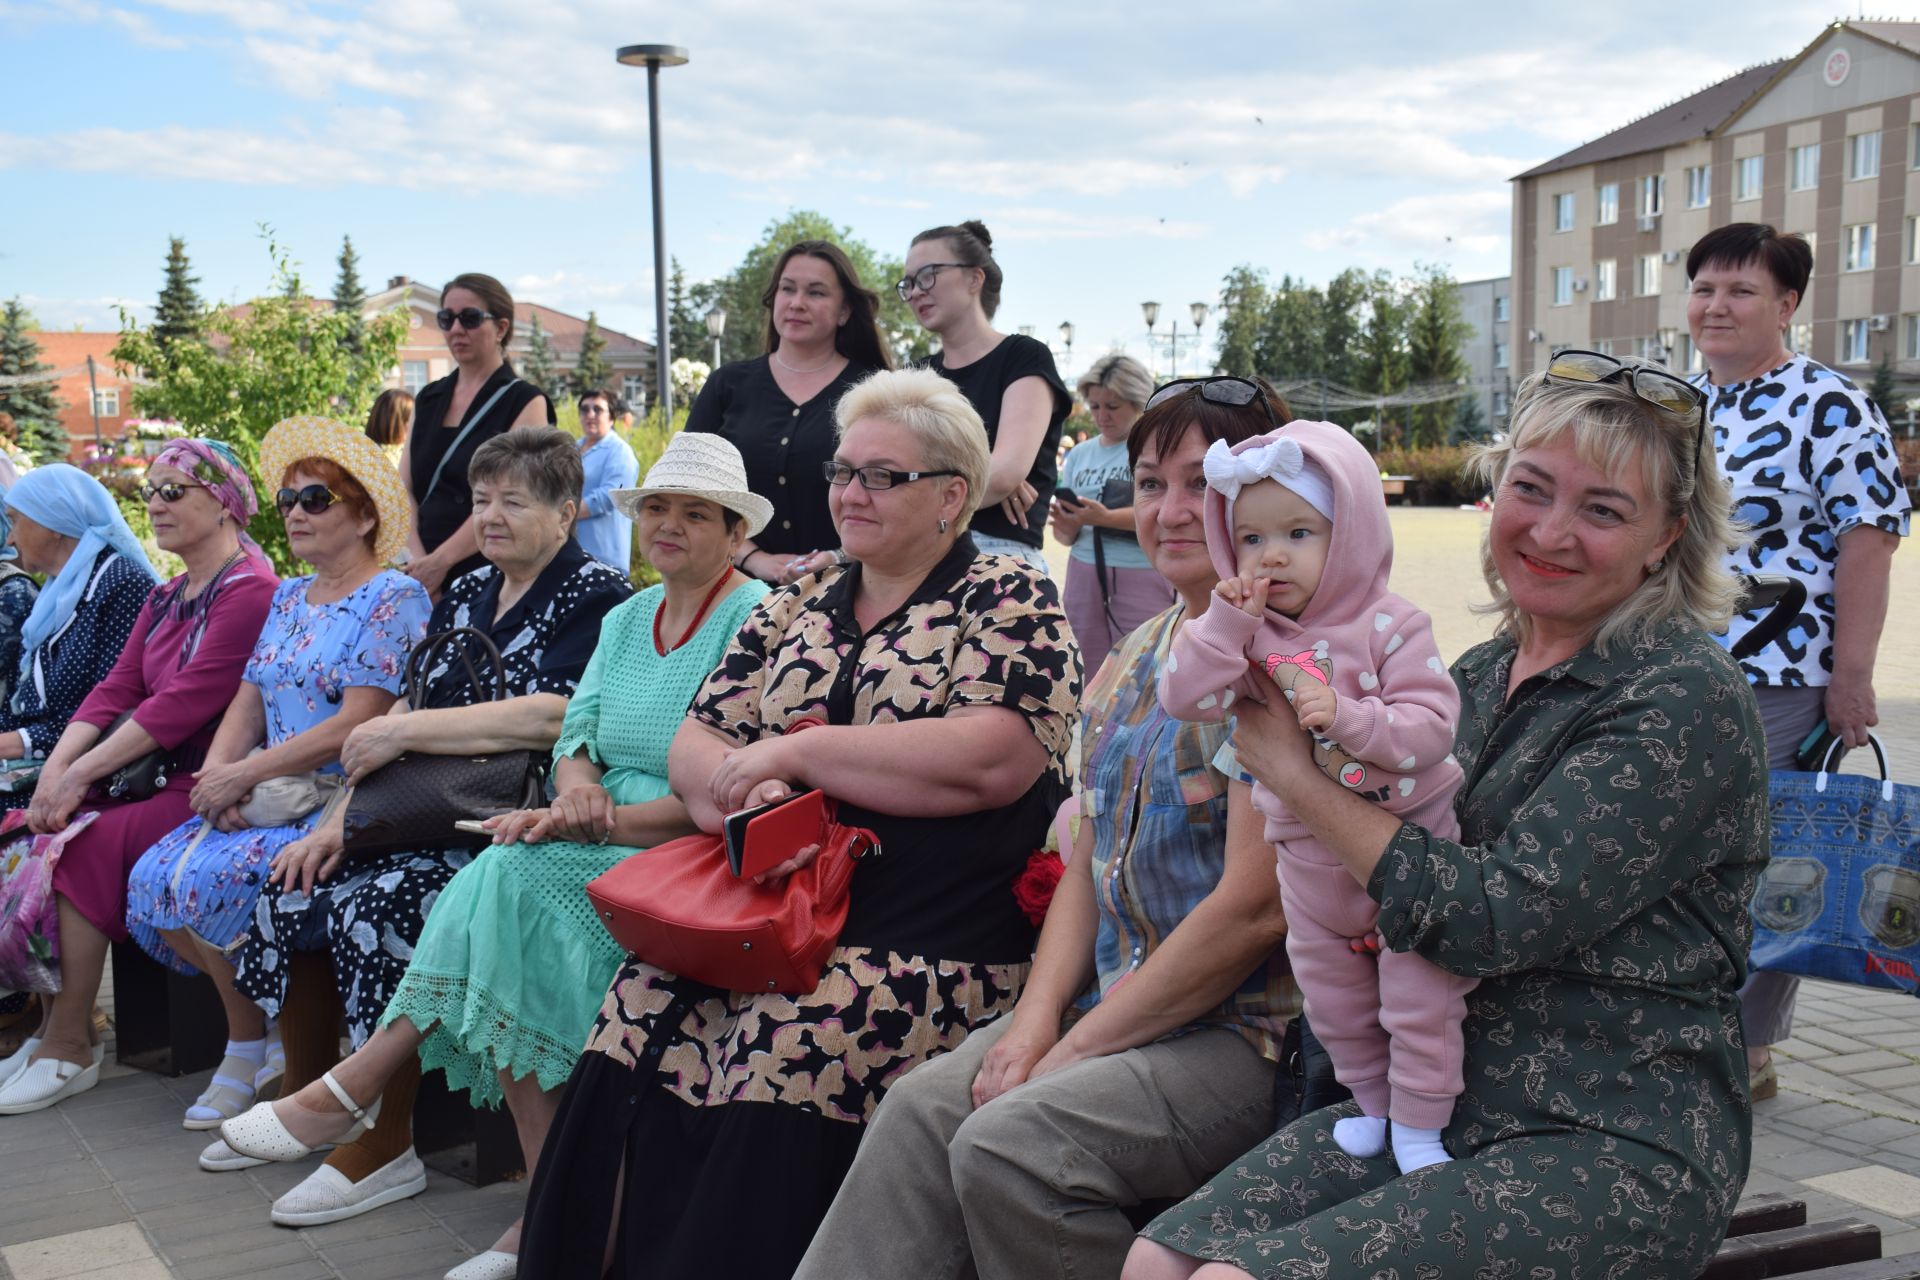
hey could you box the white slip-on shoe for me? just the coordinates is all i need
[220,1069,378,1163]
[198,1137,269,1172]
[0,1056,99,1114]
[445,1250,518,1280]
[269,1149,427,1227]
[0,1037,41,1086]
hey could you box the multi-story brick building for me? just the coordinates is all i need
[20,331,136,458]
[1456,275,1513,428]
[1511,19,1920,417]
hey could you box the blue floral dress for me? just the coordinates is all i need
[124,572,428,973]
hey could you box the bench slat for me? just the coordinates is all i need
[1726,1195,1811,1239]
[1702,1219,1881,1280]
[1763,1254,1920,1280]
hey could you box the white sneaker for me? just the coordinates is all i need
[0,1056,99,1114]
[269,1149,427,1227]
[445,1251,518,1280]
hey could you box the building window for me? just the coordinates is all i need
[1637,254,1662,296]
[1791,321,1813,353]
[1803,230,1818,271]
[1594,338,1614,356]
[1552,266,1574,306]
[1677,335,1705,374]
[1792,143,1821,190]
[402,360,429,394]
[1492,388,1509,417]
[1735,155,1764,202]
[1685,165,1711,209]
[1913,122,1920,169]
[1494,341,1509,370]
[91,388,119,417]
[1639,173,1666,217]
[1637,335,1668,362]
[1849,130,1880,180]
[1906,314,1920,361]
[1596,183,1619,225]
[1493,295,1509,323]
[622,375,647,411]
[1842,318,1870,363]
[1553,193,1575,232]
[1594,258,1617,301]
[1909,216,1919,265]
[1846,222,1875,272]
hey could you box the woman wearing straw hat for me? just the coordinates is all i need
[208,428,630,1239]
[120,416,430,1130]
[0,440,279,1114]
[220,432,766,1274]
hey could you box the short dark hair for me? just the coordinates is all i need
[364,388,413,446]
[469,428,583,511]
[608,392,630,417]
[578,388,612,410]
[1127,377,1294,466]
[1686,223,1812,301]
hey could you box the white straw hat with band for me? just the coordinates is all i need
[611,433,774,537]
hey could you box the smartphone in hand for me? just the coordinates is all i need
[1052,486,1085,508]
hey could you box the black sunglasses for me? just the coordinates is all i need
[1145,377,1284,435]
[139,480,206,504]
[436,307,498,332]
[894,263,969,302]
[1544,348,1709,476]
[821,461,962,490]
[275,484,340,516]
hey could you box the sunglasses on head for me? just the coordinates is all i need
[275,484,339,516]
[1144,377,1284,435]
[138,480,206,504]
[436,307,498,332]
[1543,348,1709,476]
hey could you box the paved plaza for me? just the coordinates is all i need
[5,507,1920,1278]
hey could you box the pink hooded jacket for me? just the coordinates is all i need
[1157,420,1462,845]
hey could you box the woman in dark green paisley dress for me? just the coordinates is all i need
[1127,356,1769,1280]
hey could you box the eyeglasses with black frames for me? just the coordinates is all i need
[894,263,969,302]
[821,461,963,490]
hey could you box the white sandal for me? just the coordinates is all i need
[184,1053,261,1130]
[445,1251,517,1280]
[219,1069,377,1162]
[253,1025,286,1100]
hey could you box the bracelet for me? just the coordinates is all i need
[831,548,850,567]
[736,548,759,572]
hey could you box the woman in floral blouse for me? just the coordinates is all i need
[1127,358,1769,1280]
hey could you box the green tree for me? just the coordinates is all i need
[572,311,612,395]
[1451,392,1489,444]
[667,258,709,363]
[153,236,204,354]
[522,311,560,399]
[333,235,367,355]
[1213,265,1269,377]
[1354,277,1410,445]
[1404,265,1470,447]
[112,240,407,574]
[0,299,69,462]
[1868,354,1899,421]
[1318,268,1370,392]
[1257,276,1327,381]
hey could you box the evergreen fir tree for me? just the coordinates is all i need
[0,299,70,462]
[153,236,204,352]
[522,312,559,398]
[668,258,708,362]
[572,311,612,396]
[333,235,367,354]
[1450,391,1489,444]
[1867,354,1900,423]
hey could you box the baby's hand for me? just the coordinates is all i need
[1292,681,1337,731]
[1214,574,1269,617]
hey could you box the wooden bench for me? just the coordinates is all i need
[1380,474,1411,502]
[1703,1193,1920,1279]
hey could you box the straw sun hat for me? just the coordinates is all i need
[259,414,414,566]
[611,433,773,537]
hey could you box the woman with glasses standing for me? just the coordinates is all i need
[1685,223,1912,1102]
[905,221,1071,572]
[0,441,277,1113]
[687,240,893,585]
[121,418,429,1130]
[405,273,554,599]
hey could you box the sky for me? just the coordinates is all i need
[0,0,1891,381]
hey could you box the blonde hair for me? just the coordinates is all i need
[834,368,991,532]
[1076,354,1153,410]
[1470,367,1744,654]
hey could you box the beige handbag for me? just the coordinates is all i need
[235,748,342,829]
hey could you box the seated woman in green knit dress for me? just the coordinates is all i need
[219,434,771,1280]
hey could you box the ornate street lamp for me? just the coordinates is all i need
[1141,301,1161,378]
[705,302,727,368]
[1058,321,1075,374]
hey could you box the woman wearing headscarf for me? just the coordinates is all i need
[0,440,279,1114]
[0,465,159,791]
[0,489,43,725]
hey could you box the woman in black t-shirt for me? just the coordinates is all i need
[402,272,554,598]
[906,220,1070,570]
[685,241,892,585]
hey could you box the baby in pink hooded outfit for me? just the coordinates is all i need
[1158,420,1473,1173]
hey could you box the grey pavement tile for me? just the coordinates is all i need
[319,1238,467,1280]
[162,1216,301,1267]
[171,1237,319,1280]
[1848,1064,1920,1091]
[145,1198,277,1252]
[292,1202,440,1248]
[237,1265,337,1280]
[1787,1028,1876,1055]
[0,1193,135,1249]
[1811,1050,1914,1076]
[124,1168,262,1214]
[1843,1018,1920,1036]
[1831,1115,1920,1145]
[0,1155,103,1197]
[318,1227,461,1268]
[1763,1146,1876,1179]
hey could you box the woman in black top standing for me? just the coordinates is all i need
[685,241,891,585]
[906,220,1071,571]
[403,272,554,598]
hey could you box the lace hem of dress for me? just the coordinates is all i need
[550,729,603,769]
[384,969,585,1110]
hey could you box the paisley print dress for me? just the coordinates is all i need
[1141,622,1770,1279]
[517,536,1081,1280]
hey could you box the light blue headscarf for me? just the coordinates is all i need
[0,481,15,564]
[6,464,159,676]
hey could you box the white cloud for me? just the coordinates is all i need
[20,293,150,331]
[508,270,656,321]
[982,207,1210,242]
[1303,191,1512,264]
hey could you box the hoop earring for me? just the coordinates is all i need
[938,518,949,534]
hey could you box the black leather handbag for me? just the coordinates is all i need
[102,709,173,801]
[340,627,546,858]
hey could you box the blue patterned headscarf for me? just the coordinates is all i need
[5,464,159,676]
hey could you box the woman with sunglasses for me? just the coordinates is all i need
[119,418,429,1129]
[513,368,1080,1280]
[1685,222,1912,1103]
[686,240,893,585]
[404,272,554,599]
[1125,360,1767,1280]
[905,221,1071,571]
[0,441,278,1113]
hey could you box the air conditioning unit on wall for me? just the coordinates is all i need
[1661,250,1683,264]
[1870,314,1892,332]
[1573,279,1589,292]
[1638,215,1660,232]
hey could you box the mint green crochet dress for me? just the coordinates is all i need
[380,577,768,1106]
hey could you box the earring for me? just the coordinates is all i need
[938,518,950,534]
[1647,558,1666,574]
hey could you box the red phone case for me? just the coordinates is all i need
[725,789,828,879]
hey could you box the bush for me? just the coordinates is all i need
[1895,435,1920,487]
[1370,444,1480,505]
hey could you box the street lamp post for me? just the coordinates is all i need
[1189,301,1209,376]
[616,42,689,423]
[1058,321,1074,376]
[705,302,727,369]
[1141,301,1161,379]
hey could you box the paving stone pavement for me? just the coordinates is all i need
[4,508,1920,1278]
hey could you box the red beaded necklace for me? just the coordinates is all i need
[654,569,736,656]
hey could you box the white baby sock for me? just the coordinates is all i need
[1391,1124,1451,1172]
[1332,1114,1388,1158]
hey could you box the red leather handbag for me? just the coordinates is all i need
[586,741,880,993]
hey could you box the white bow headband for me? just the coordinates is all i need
[1202,437,1334,520]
